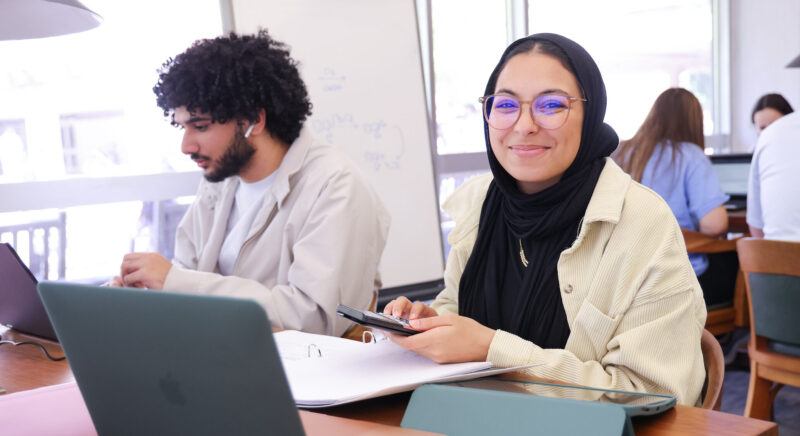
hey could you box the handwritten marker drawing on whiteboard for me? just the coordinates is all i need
[364,125,404,171]
[319,67,345,92]
[311,113,405,171]
[232,0,445,289]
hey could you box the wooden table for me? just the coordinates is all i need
[728,209,748,234]
[0,326,777,436]
[0,326,72,393]
[0,326,438,435]
[321,378,778,436]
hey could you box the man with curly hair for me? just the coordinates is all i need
[112,31,390,336]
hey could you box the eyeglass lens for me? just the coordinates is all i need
[484,94,572,130]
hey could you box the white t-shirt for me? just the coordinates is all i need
[747,111,800,241]
[218,174,276,275]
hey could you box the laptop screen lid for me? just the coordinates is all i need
[0,243,57,340]
[37,281,305,436]
[710,153,752,198]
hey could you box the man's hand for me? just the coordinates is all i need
[388,314,496,364]
[103,276,124,287]
[120,252,173,290]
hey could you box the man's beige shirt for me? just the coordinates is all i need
[164,127,390,336]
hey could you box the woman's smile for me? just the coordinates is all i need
[509,144,550,158]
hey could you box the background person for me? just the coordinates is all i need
[751,93,794,135]
[614,88,734,307]
[747,110,800,240]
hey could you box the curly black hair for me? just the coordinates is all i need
[153,30,312,146]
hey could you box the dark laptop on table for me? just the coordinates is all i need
[710,153,752,211]
[37,281,305,436]
[0,243,57,340]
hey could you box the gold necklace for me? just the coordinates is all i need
[519,239,529,268]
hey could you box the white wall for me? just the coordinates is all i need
[730,0,800,152]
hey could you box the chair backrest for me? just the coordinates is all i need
[700,329,724,410]
[737,238,800,346]
[0,212,66,280]
[154,200,191,261]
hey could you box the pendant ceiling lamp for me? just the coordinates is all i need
[0,0,102,40]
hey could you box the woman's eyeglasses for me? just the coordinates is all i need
[479,93,586,130]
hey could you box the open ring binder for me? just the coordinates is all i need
[307,344,322,358]
[362,330,376,344]
[273,330,519,408]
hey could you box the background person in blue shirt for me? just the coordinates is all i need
[614,87,734,306]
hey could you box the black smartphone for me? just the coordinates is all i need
[336,304,420,336]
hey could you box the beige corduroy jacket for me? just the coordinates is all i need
[431,158,706,406]
[163,127,390,336]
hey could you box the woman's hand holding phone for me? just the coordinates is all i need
[382,296,496,364]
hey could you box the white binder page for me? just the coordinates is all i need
[274,330,503,407]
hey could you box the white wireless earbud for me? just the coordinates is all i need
[244,124,255,138]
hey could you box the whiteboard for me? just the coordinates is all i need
[231,0,444,289]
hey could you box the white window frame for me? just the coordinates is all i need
[429,0,731,179]
[0,172,202,213]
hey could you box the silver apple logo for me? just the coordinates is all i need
[158,372,187,405]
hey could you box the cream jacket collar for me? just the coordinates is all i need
[443,158,631,245]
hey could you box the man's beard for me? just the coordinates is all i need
[194,129,256,183]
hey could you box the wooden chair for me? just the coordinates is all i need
[682,229,748,335]
[700,329,725,410]
[737,237,800,420]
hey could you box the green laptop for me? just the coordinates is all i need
[37,281,305,436]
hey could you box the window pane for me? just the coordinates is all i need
[0,120,29,182]
[528,0,713,140]
[438,171,488,259]
[0,0,223,182]
[0,1,221,281]
[0,197,193,282]
[432,0,508,154]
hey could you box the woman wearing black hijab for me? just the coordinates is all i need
[385,34,706,405]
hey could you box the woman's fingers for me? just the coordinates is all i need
[409,301,437,320]
[385,296,438,320]
[386,296,412,317]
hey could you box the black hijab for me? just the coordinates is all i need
[458,33,619,348]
